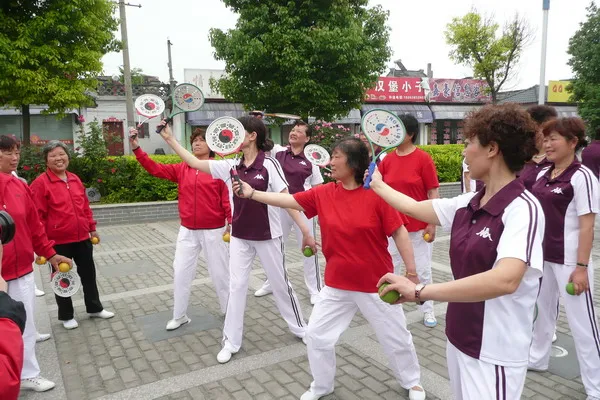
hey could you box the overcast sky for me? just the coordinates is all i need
[101,0,592,91]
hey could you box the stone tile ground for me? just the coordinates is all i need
[20,219,600,400]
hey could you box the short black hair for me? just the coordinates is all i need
[0,135,19,152]
[399,114,419,144]
[294,120,313,139]
[526,105,558,126]
[331,137,370,185]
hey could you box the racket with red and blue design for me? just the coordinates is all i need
[156,83,205,133]
[205,117,246,194]
[361,109,406,189]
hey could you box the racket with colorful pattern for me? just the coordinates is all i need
[156,83,205,133]
[361,109,406,189]
[205,117,246,194]
[304,144,331,172]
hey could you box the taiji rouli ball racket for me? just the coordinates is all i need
[205,117,246,195]
[304,144,331,172]
[361,109,406,189]
[51,270,81,298]
[264,112,301,120]
[134,94,165,137]
[156,83,205,133]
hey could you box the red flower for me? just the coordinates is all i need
[34,164,40,170]
[23,165,31,171]
[97,178,103,183]
[108,159,115,163]
[111,168,116,174]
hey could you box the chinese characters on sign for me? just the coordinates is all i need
[365,78,491,103]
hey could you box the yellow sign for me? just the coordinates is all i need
[548,80,573,103]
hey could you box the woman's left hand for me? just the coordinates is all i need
[569,267,590,295]
[90,231,100,242]
[157,119,173,141]
[301,234,317,255]
[377,273,417,303]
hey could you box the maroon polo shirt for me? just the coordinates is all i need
[275,147,315,194]
[517,158,554,191]
[582,140,600,179]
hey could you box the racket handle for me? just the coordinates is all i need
[155,117,173,133]
[231,170,244,196]
[363,162,376,189]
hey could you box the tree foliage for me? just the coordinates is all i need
[445,11,532,103]
[209,0,391,120]
[567,2,600,137]
[0,0,119,144]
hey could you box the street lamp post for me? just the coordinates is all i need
[538,0,550,105]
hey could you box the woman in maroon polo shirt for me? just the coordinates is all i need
[230,137,426,400]
[371,104,546,400]
[30,141,114,331]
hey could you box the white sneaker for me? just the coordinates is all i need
[35,287,45,297]
[552,332,557,343]
[409,385,426,400]
[21,376,56,392]
[423,312,437,328]
[36,332,51,342]
[254,286,273,297]
[166,316,191,331]
[217,346,237,364]
[63,319,79,330]
[89,310,115,319]
[300,389,333,400]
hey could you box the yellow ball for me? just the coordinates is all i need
[91,237,99,245]
[423,233,431,242]
[35,256,47,265]
[222,233,230,243]
[58,262,71,273]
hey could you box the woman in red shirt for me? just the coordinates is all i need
[130,128,232,330]
[230,137,426,400]
[30,141,114,331]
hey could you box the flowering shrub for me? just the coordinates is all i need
[308,121,353,181]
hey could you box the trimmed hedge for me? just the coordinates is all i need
[23,145,463,204]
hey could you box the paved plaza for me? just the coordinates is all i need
[20,218,600,400]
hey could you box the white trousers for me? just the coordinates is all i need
[529,261,600,398]
[7,272,40,379]
[447,341,527,400]
[173,225,230,318]
[305,286,421,396]
[387,230,434,313]
[260,211,322,296]
[223,236,306,351]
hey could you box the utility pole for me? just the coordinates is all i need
[118,1,141,130]
[167,39,176,95]
[538,0,550,105]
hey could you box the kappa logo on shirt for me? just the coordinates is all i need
[476,227,493,242]
[254,174,265,180]
[551,187,564,195]
[299,161,307,166]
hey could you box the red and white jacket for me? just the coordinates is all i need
[0,173,56,281]
[30,170,97,245]
[134,148,232,229]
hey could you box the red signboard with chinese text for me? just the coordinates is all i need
[365,77,425,103]
[365,77,491,103]
[428,79,491,103]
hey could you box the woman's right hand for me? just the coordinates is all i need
[232,179,254,199]
[128,128,139,149]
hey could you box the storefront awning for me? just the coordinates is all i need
[553,106,579,118]
[361,104,433,123]
[186,103,246,126]
[429,105,482,120]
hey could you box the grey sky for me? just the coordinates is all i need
[101,0,592,91]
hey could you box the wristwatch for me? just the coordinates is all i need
[415,283,426,305]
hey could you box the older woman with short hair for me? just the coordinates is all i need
[30,141,114,330]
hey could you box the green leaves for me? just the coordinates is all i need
[567,2,600,136]
[445,11,531,102]
[0,0,119,143]
[209,0,391,121]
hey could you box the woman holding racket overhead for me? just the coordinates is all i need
[372,104,545,399]
[254,120,324,304]
[231,137,426,400]
[376,113,441,328]
[157,116,311,364]
[129,127,231,330]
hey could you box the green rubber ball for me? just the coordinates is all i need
[378,282,400,304]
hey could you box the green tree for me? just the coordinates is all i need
[567,2,600,137]
[0,0,119,145]
[209,0,391,120]
[445,11,532,103]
